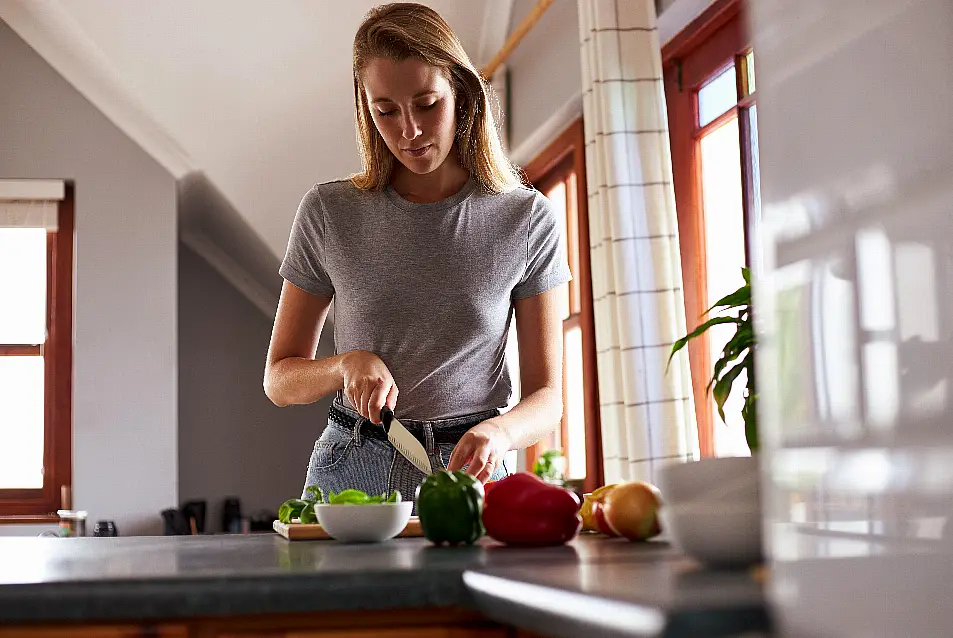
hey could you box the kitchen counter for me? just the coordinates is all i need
[0,533,770,637]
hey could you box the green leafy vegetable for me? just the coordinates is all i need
[327,488,402,505]
[300,502,317,524]
[329,489,372,504]
[278,499,308,524]
[280,488,402,522]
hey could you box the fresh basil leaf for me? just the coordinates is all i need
[299,502,317,524]
[278,498,308,524]
[304,485,324,504]
[329,489,371,504]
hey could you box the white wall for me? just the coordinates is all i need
[0,21,177,536]
[177,242,333,531]
[505,0,583,159]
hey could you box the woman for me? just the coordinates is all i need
[264,3,570,504]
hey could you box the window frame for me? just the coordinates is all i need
[523,119,604,492]
[663,0,756,456]
[0,185,73,520]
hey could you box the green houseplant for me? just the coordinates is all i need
[668,267,757,452]
[532,449,564,483]
[659,268,763,567]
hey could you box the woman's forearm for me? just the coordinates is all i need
[494,385,563,450]
[264,353,349,407]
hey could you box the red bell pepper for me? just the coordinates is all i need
[482,472,582,546]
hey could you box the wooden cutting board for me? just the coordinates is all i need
[273,516,423,541]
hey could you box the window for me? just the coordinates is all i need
[523,119,603,492]
[663,0,762,456]
[0,183,73,519]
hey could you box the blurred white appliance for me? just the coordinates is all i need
[752,0,953,636]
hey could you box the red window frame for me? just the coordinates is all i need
[523,119,604,492]
[0,185,74,520]
[663,0,756,456]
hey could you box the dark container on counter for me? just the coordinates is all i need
[222,497,242,534]
[93,520,119,537]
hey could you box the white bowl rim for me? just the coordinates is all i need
[314,501,412,509]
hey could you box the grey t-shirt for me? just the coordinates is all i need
[279,176,571,420]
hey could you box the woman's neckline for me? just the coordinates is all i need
[385,174,478,212]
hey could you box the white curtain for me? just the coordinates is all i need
[578,0,699,484]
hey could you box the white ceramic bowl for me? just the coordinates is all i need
[660,501,763,567]
[314,502,413,543]
[657,456,760,505]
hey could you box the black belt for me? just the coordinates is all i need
[328,405,482,446]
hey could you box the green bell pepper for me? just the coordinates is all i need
[415,470,485,545]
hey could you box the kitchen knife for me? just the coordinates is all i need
[380,406,433,476]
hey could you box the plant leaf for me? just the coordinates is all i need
[743,392,758,452]
[667,316,741,371]
[706,322,754,391]
[742,267,751,285]
[709,346,746,391]
[706,284,751,314]
[713,354,751,422]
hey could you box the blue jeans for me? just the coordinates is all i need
[303,400,509,513]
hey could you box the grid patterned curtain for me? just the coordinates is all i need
[578,0,699,484]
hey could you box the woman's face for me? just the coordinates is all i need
[362,57,459,176]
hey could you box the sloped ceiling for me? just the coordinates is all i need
[2,0,507,258]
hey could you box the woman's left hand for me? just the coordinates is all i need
[447,418,513,483]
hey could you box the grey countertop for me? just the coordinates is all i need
[0,533,770,637]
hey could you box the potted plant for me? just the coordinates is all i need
[658,268,763,566]
[669,267,756,453]
[532,449,565,484]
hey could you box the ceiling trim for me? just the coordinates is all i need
[0,0,193,178]
[177,172,282,319]
[478,0,515,68]
[181,228,278,319]
[657,0,717,45]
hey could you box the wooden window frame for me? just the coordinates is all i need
[662,0,754,456]
[523,119,604,493]
[0,185,74,520]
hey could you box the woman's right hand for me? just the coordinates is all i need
[341,350,399,424]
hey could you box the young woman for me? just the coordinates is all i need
[264,3,570,504]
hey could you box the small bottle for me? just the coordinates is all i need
[93,520,119,537]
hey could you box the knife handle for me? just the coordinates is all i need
[379,406,393,433]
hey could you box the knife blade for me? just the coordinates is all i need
[380,406,433,475]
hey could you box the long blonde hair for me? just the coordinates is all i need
[350,3,522,193]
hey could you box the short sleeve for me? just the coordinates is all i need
[511,191,573,300]
[279,186,335,297]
